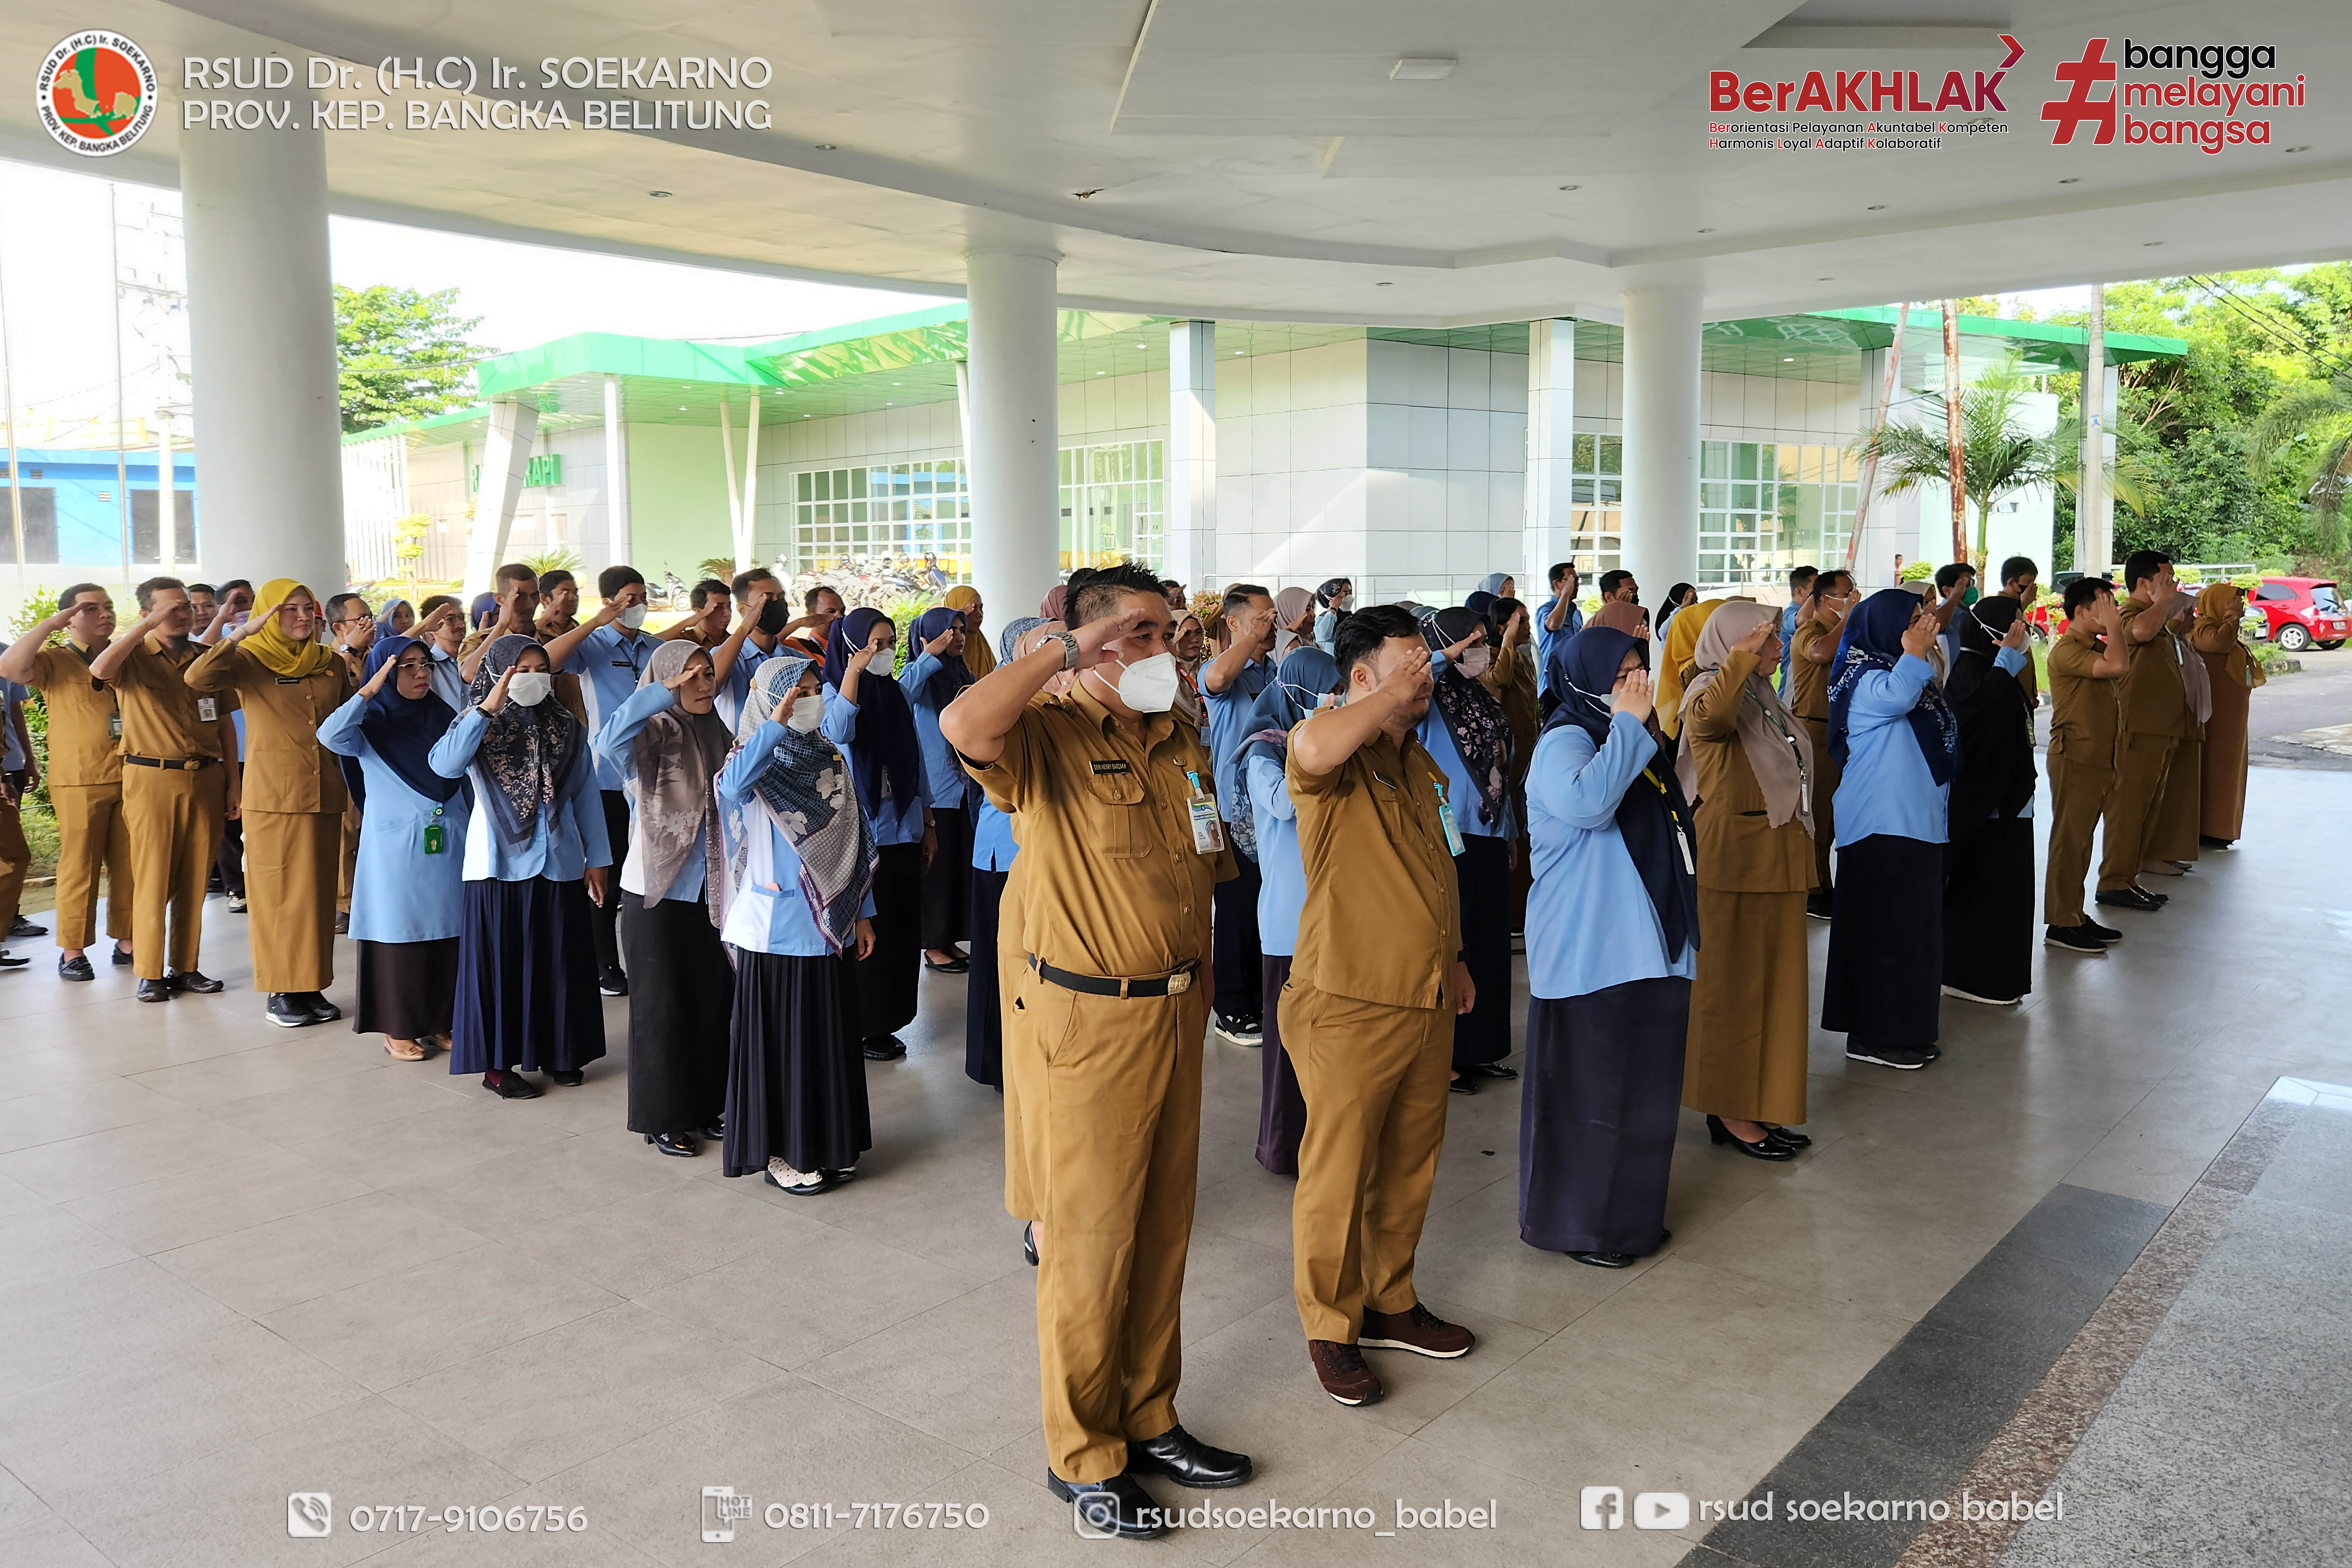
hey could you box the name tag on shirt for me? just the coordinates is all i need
[108,711,122,740]
[1089,759,1131,776]
[196,697,218,723]
[274,675,302,686]
[610,659,633,668]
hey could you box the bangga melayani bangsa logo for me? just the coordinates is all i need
[37,32,156,155]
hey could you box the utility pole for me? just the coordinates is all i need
[2081,286,2108,578]
[1942,299,1967,565]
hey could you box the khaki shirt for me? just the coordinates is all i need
[2115,594,2192,738]
[1287,717,1462,1011]
[1684,649,1816,894]
[964,682,1232,980]
[2047,620,2122,770]
[21,641,123,787]
[107,637,234,762]
[185,642,353,813]
[1788,611,1838,723]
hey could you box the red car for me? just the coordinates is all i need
[2247,577,2347,652]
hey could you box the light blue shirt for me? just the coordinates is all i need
[429,708,613,882]
[1417,700,1515,839]
[972,798,1017,872]
[1535,597,1583,697]
[590,682,711,903]
[1831,653,1951,848]
[426,646,467,710]
[1526,713,1697,1000]
[1243,750,1305,956]
[1312,608,1341,654]
[560,623,656,789]
[1779,600,1802,691]
[1203,656,1272,830]
[820,681,931,846]
[715,719,877,956]
[713,636,784,732]
[899,648,977,813]
[317,693,468,943]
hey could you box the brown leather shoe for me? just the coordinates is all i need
[1307,1340,1383,1406]
[1360,1302,1475,1359]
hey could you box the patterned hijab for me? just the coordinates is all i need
[630,641,732,915]
[1828,588,1959,786]
[242,579,339,679]
[1419,607,1512,828]
[719,655,878,954]
[465,634,586,853]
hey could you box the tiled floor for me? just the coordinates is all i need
[1,764,2347,1566]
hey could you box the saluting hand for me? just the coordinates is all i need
[1610,666,1655,724]
[736,588,774,633]
[2001,614,2029,652]
[1071,603,1154,669]
[1440,625,1486,663]
[1731,620,1773,657]
[846,624,889,672]
[1376,646,1432,708]
[1900,607,1939,661]
[479,663,516,714]
[359,656,398,699]
[660,663,698,693]
[923,624,959,657]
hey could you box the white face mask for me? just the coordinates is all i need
[618,604,648,631]
[1455,647,1493,679]
[785,693,825,733]
[1095,649,1180,713]
[505,671,552,708]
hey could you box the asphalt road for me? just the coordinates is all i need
[2245,646,2352,772]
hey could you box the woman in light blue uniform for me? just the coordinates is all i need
[430,634,612,1100]
[317,635,467,1061]
[903,605,977,972]
[1311,578,1352,653]
[1234,643,1339,1176]
[822,606,932,1060]
[716,656,878,1195]
[1519,626,1698,1269]
[1418,605,1519,1089]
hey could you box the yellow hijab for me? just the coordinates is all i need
[242,578,339,679]
[1656,597,1728,740]
[2192,582,2264,689]
[942,585,994,677]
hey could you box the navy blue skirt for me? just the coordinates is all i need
[724,948,869,1178]
[450,877,608,1076]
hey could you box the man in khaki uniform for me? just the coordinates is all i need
[1788,570,1853,918]
[942,562,1248,1541]
[0,585,136,978]
[1283,604,1475,1408]
[89,577,239,1001]
[2096,551,2196,915]
[2044,579,2129,953]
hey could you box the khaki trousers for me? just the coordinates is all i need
[245,809,340,993]
[2097,732,2178,892]
[1007,965,1205,1483]
[123,765,226,979]
[1283,978,1453,1344]
[1800,717,1840,893]
[0,798,25,931]
[52,783,132,951]
[2150,736,2202,865]
[2044,760,2114,927]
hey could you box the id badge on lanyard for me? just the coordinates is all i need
[1433,780,1466,857]
[1646,768,1694,874]
[196,696,218,724]
[423,804,447,855]
[1183,768,1225,854]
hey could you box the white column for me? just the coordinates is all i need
[964,247,1062,622]
[461,399,537,593]
[738,392,761,572]
[1522,318,1577,591]
[2081,364,2119,580]
[180,109,344,593]
[154,414,176,566]
[602,373,631,566]
[1619,286,1703,599]
[1165,320,1217,592]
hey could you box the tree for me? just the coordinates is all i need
[335,285,491,432]
[2251,368,2352,553]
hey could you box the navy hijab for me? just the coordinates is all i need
[356,635,468,808]
[906,606,973,705]
[1541,626,1697,960]
[822,606,927,820]
[1227,644,1340,857]
[1827,589,1959,786]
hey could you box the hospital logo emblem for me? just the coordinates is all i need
[37,32,156,156]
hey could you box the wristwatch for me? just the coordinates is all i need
[1049,630,1080,670]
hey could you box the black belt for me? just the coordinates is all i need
[1027,954,1196,999]
[124,755,218,771]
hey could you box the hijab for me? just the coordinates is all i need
[2192,583,2264,689]
[629,640,732,914]
[1674,599,1814,835]
[1474,571,1511,597]
[1420,607,1512,829]
[1038,583,1069,622]
[1543,626,1697,960]
[1656,598,1732,742]
[1229,645,1340,858]
[821,606,927,819]
[1944,596,2035,827]
[718,655,877,954]
[356,635,466,808]
[998,616,1047,666]
[1008,618,1074,697]
[1315,578,1351,608]
[1464,590,1498,621]
[1548,599,1642,696]
[943,585,995,677]
[1272,586,1316,659]
[241,579,339,679]
[465,634,586,853]
[1828,588,1959,786]
[470,591,498,631]
[378,598,416,637]
[907,606,973,704]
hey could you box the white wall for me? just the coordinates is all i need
[1360,340,1528,606]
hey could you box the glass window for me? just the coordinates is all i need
[1059,439,1166,571]
[788,462,975,579]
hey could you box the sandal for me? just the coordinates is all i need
[384,1037,428,1061]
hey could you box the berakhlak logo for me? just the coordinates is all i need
[2042,38,2118,143]
[36,32,157,156]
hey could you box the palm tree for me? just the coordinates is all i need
[2251,368,2352,553]
[1850,355,2142,566]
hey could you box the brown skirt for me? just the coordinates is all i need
[2151,734,2203,864]
[243,809,340,993]
[2201,659,2252,841]
[1684,886,1809,1125]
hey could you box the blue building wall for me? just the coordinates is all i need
[0,446,199,569]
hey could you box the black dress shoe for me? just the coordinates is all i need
[333,911,349,935]
[1021,1221,1039,1267]
[1707,1113,1796,1160]
[266,993,317,1028]
[861,1035,907,1061]
[9,915,46,938]
[111,945,134,966]
[172,970,224,994]
[1045,1472,1167,1540]
[597,966,629,997]
[922,955,970,974]
[549,1069,585,1087]
[697,1122,724,1141]
[1125,1425,1251,1489]
[1449,1074,1476,1094]
[303,993,342,1023]
[136,977,173,1003]
[1568,1250,1636,1268]
[2085,918,2123,943]
[762,1167,835,1196]
[57,954,94,982]
[1467,1062,1519,1080]
[644,1131,698,1156]
[1761,1124,1812,1149]
[483,1069,541,1100]
[0,951,27,969]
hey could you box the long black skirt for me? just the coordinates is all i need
[1943,815,2035,1004]
[354,937,458,1041]
[920,806,973,949]
[1256,954,1307,1177]
[1519,980,1689,1256]
[965,867,1009,1089]
[1453,833,1515,1069]
[621,890,732,1135]
[1212,855,1263,1020]
[724,947,869,1178]
[450,877,607,1075]
[852,841,922,1038]
[1821,834,1944,1049]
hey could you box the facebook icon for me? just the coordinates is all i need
[1581,1486,1624,1530]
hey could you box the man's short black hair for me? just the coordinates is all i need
[597,565,644,600]
[537,569,576,593]
[1999,555,2039,588]
[418,593,459,619]
[691,577,733,611]
[1160,578,1185,596]
[2063,577,2116,619]
[2123,549,2171,592]
[1333,604,1421,686]
[184,581,216,598]
[1934,561,1976,593]
[1811,569,1854,600]
[493,562,537,590]
[1492,595,1526,626]
[1549,561,1575,587]
[218,578,252,595]
[794,581,838,611]
[1069,563,1168,630]
[1788,565,1818,591]
[1597,569,1633,598]
[134,576,185,611]
[326,592,368,622]
[1220,582,1271,617]
[57,583,108,614]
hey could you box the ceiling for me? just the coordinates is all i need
[9,0,2348,326]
